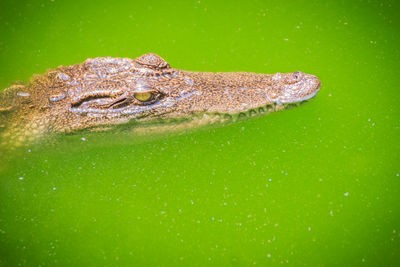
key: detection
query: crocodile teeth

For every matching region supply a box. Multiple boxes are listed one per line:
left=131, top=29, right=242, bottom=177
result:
left=266, top=104, right=275, bottom=112
left=186, top=100, right=306, bottom=124
left=249, top=109, right=257, bottom=116
left=224, top=114, right=232, bottom=120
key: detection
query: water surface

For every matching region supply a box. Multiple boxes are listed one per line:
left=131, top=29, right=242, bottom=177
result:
left=0, top=0, right=399, bottom=266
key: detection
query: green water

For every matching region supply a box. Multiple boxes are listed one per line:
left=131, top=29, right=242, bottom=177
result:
left=1, top=0, right=399, bottom=266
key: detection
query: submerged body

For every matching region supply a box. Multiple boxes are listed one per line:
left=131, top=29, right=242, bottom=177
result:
left=0, top=53, right=321, bottom=147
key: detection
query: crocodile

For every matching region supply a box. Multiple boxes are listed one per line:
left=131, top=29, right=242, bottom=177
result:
left=0, top=53, right=321, bottom=148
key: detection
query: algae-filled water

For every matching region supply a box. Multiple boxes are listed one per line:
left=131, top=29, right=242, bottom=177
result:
left=1, top=0, right=399, bottom=266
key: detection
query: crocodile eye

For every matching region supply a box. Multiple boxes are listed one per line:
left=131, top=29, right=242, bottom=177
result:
left=134, top=92, right=153, bottom=102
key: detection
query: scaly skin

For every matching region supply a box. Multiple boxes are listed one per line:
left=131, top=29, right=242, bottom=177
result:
left=0, top=53, right=321, bottom=148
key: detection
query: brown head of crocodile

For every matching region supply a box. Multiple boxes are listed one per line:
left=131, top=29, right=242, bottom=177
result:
left=0, top=53, right=321, bottom=147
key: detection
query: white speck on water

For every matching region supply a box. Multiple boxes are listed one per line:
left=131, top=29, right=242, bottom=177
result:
left=28, top=149, right=32, bottom=152
left=330, top=210, right=334, bottom=216
left=211, top=217, right=215, bottom=221
left=267, top=253, right=271, bottom=258
left=268, top=178, right=272, bottom=182
left=53, top=187, right=57, bottom=191
left=308, top=226, right=312, bottom=231
left=18, top=177, right=24, bottom=180
left=190, top=200, right=194, bottom=205
left=81, top=137, right=86, bottom=141
left=396, top=173, right=400, bottom=177
left=284, top=38, right=289, bottom=41
left=241, top=126, right=245, bottom=131
left=296, top=25, right=300, bottom=29
left=344, top=192, right=349, bottom=197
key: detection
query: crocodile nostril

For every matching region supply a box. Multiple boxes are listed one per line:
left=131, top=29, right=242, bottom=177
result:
left=293, top=71, right=301, bottom=80
left=286, top=71, right=304, bottom=84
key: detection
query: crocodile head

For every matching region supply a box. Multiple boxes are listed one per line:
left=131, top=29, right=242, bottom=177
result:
left=0, top=53, right=321, bottom=147
left=67, top=53, right=320, bottom=127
